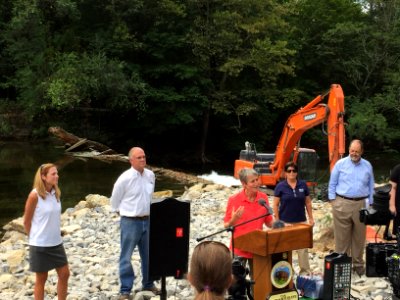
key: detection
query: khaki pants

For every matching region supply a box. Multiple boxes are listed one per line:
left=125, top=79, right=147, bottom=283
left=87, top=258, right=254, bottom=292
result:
left=331, top=196, right=366, bottom=267
left=286, top=221, right=311, bottom=274
left=296, top=248, right=311, bottom=274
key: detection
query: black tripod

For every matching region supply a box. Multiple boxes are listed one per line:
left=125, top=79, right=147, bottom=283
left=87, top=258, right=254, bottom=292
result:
left=227, top=257, right=254, bottom=300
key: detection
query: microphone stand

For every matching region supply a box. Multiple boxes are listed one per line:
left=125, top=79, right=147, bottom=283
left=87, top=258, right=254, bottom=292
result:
left=196, top=211, right=272, bottom=258
left=197, top=211, right=271, bottom=300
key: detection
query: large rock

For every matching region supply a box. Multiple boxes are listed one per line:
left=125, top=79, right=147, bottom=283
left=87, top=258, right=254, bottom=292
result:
left=62, top=224, right=81, bottom=235
left=5, top=249, right=25, bottom=272
left=153, top=190, right=173, bottom=198
left=0, top=274, right=14, bottom=289
left=1, top=230, right=26, bottom=244
left=85, top=194, right=110, bottom=208
left=2, top=217, right=24, bottom=235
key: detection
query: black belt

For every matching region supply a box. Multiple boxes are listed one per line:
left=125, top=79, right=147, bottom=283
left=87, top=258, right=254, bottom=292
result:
left=123, top=215, right=149, bottom=220
left=336, top=194, right=368, bottom=201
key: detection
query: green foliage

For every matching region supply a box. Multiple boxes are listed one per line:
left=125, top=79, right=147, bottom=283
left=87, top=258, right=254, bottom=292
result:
left=346, top=96, right=391, bottom=146
left=286, top=0, right=365, bottom=91
left=186, top=0, right=297, bottom=151
left=43, top=52, right=147, bottom=113
left=0, top=119, right=12, bottom=136
left=282, top=0, right=400, bottom=150
left=1, top=0, right=400, bottom=157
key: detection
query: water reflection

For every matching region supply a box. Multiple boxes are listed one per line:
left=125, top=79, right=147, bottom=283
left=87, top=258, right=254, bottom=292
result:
left=0, top=141, right=187, bottom=235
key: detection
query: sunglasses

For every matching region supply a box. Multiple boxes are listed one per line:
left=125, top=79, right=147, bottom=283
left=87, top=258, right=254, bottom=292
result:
left=194, top=240, right=230, bottom=253
left=286, top=169, right=297, bottom=173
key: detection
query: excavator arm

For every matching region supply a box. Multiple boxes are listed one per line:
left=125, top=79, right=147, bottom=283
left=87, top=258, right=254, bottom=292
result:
left=270, top=84, right=345, bottom=175
left=234, top=84, right=346, bottom=187
left=325, top=84, right=346, bottom=170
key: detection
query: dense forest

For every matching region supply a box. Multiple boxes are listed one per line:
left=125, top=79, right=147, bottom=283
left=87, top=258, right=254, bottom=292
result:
left=1, top=0, right=399, bottom=168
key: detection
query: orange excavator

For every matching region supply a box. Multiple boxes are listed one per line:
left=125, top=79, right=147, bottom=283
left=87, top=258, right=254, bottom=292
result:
left=234, top=83, right=346, bottom=189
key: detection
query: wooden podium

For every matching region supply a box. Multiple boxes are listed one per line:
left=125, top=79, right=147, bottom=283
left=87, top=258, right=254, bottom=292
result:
left=234, top=224, right=313, bottom=300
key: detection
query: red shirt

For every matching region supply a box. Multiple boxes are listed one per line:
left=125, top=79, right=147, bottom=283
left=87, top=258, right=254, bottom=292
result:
left=224, top=190, right=273, bottom=258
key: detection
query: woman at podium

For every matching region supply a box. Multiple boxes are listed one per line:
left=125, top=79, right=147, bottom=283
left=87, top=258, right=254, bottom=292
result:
left=273, top=161, right=315, bottom=275
left=223, top=168, right=274, bottom=277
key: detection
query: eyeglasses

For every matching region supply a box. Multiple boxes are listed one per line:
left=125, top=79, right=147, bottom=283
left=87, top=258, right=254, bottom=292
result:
left=286, top=169, right=297, bottom=173
left=134, top=156, right=146, bottom=160
left=194, top=240, right=230, bottom=253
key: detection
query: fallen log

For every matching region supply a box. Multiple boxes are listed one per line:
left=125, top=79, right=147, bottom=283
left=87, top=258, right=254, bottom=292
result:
left=48, top=126, right=212, bottom=185
left=70, top=151, right=129, bottom=163
left=65, top=138, right=88, bottom=152
left=150, top=166, right=212, bottom=186
left=48, top=127, right=117, bottom=154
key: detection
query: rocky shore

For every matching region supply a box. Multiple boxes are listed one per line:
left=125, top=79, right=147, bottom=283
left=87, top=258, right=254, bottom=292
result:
left=0, top=183, right=396, bottom=300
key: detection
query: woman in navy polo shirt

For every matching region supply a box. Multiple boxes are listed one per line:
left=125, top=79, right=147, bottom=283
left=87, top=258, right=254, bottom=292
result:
left=273, top=161, right=314, bottom=275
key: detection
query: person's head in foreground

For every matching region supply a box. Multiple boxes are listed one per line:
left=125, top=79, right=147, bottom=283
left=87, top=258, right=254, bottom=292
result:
left=188, top=241, right=233, bottom=300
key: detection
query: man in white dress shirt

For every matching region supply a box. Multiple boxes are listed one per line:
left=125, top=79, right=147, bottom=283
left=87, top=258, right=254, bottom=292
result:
left=111, top=147, right=160, bottom=299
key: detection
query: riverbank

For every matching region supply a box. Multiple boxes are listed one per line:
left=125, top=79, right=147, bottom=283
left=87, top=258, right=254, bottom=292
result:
left=0, top=139, right=211, bottom=239
left=0, top=183, right=395, bottom=299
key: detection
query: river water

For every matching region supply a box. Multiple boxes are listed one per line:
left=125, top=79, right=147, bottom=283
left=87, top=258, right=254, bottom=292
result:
left=0, top=140, right=188, bottom=236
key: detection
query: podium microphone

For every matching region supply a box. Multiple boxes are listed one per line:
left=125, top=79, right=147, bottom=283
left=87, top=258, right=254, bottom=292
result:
left=272, top=220, right=285, bottom=228
left=258, top=199, right=273, bottom=216
left=258, top=199, right=285, bottom=228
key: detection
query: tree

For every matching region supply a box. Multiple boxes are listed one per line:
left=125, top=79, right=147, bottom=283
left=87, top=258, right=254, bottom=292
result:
left=186, top=0, right=296, bottom=161
left=1, top=0, right=147, bottom=137
left=321, top=0, right=400, bottom=147
left=286, top=0, right=400, bottom=149
left=287, top=0, right=365, bottom=90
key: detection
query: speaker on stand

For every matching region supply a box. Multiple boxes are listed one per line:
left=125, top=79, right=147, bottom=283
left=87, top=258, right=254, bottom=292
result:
left=149, top=197, right=190, bottom=300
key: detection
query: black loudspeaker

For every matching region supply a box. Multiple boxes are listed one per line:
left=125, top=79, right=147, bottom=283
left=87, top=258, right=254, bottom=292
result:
left=323, top=252, right=352, bottom=300
left=366, top=243, right=398, bottom=277
left=149, top=197, right=190, bottom=279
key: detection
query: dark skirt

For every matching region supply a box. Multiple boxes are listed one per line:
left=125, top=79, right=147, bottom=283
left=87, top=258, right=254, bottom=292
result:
left=29, top=243, right=68, bottom=272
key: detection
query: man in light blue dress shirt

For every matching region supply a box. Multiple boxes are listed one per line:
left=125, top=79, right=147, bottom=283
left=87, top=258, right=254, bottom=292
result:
left=328, top=139, right=375, bottom=276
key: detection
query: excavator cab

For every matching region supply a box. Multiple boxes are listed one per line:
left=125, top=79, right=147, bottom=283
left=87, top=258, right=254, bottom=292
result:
left=295, top=148, right=318, bottom=187
left=235, top=144, right=318, bottom=189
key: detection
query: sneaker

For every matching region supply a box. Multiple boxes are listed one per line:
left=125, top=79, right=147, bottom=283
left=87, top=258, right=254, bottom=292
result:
left=118, top=294, right=130, bottom=300
left=299, top=268, right=312, bottom=276
left=142, top=286, right=161, bottom=295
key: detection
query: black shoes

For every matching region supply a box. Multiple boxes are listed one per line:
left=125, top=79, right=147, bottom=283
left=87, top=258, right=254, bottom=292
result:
left=143, top=286, right=162, bottom=295
left=134, top=286, right=162, bottom=295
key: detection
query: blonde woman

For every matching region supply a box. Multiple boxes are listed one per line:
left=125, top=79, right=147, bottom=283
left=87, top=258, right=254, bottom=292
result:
left=23, top=163, right=70, bottom=300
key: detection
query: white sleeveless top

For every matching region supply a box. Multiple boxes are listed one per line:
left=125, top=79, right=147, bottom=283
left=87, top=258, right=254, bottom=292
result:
left=28, top=188, right=63, bottom=247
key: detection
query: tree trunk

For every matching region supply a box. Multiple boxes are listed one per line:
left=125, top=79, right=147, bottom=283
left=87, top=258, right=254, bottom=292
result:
left=199, top=107, right=211, bottom=164
left=48, top=126, right=117, bottom=154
